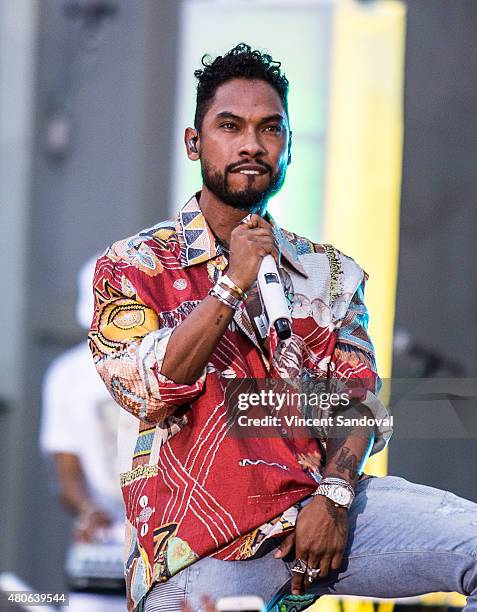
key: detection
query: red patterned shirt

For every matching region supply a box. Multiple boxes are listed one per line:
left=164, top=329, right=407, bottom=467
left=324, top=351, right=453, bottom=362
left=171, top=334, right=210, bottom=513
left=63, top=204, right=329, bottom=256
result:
left=89, top=194, right=391, bottom=611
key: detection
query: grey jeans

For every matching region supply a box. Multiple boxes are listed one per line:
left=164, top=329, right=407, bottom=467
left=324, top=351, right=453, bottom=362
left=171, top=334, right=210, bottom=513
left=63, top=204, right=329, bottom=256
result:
left=144, top=475, right=477, bottom=611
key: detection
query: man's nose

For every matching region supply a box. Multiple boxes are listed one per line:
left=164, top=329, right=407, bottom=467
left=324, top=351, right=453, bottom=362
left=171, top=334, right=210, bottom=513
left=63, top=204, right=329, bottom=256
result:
left=238, top=129, right=266, bottom=157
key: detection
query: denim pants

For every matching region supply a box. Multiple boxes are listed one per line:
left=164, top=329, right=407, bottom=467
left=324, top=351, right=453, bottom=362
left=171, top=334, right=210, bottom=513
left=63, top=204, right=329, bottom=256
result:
left=144, top=475, right=477, bottom=612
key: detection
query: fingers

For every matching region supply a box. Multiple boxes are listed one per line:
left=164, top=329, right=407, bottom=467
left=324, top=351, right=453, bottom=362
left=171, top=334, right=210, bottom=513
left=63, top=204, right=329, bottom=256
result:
left=238, top=225, right=276, bottom=244
left=74, top=523, right=94, bottom=542
left=291, top=561, right=306, bottom=595
left=247, top=231, right=279, bottom=257
left=247, top=213, right=273, bottom=229
left=307, top=547, right=330, bottom=579
left=318, top=554, right=332, bottom=579
left=242, top=241, right=279, bottom=268
left=306, top=550, right=321, bottom=576
left=201, top=595, right=216, bottom=612
left=243, top=216, right=277, bottom=252
left=295, top=549, right=342, bottom=593
left=330, top=551, right=344, bottom=572
left=291, top=555, right=323, bottom=594
left=181, top=595, right=215, bottom=612
left=235, top=223, right=278, bottom=257
left=274, top=531, right=295, bottom=558
left=228, top=215, right=280, bottom=288
left=250, top=242, right=279, bottom=262
left=244, top=227, right=275, bottom=238
left=235, top=217, right=277, bottom=248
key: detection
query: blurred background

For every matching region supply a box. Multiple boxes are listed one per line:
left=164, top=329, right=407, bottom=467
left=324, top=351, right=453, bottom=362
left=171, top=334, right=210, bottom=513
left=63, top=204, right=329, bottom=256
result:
left=1, top=0, right=477, bottom=607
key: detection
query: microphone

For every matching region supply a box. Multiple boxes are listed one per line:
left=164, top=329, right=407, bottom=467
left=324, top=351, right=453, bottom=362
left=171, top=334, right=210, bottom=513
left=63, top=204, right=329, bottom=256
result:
left=257, top=255, right=292, bottom=340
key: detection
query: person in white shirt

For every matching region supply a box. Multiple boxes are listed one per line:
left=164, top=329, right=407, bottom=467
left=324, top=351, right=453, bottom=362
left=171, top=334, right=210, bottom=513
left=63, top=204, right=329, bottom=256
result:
left=40, top=257, right=125, bottom=611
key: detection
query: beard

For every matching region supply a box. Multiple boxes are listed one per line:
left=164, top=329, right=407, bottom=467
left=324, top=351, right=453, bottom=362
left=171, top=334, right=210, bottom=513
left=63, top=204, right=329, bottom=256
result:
left=201, top=158, right=287, bottom=213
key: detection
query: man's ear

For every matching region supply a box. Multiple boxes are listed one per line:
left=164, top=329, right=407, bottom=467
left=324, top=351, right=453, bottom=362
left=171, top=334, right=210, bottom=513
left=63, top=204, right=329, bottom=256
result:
left=185, top=127, right=200, bottom=160
left=287, top=130, right=293, bottom=166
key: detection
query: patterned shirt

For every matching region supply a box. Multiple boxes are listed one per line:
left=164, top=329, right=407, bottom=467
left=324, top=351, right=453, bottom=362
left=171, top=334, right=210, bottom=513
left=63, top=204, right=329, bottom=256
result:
left=89, top=194, right=392, bottom=611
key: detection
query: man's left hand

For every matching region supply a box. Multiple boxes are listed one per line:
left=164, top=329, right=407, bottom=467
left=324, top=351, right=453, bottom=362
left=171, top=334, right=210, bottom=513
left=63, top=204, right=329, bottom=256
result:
left=274, top=495, right=348, bottom=595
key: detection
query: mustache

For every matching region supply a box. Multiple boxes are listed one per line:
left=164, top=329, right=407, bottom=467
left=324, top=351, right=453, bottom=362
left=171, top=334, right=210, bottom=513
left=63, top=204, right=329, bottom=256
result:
left=226, top=160, right=273, bottom=174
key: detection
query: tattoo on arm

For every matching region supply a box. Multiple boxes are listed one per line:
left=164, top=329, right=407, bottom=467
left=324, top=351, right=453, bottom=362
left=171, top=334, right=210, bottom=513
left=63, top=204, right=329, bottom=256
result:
left=335, top=447, right=358, bottom=480
left=215, top=314, right=224, bottom=326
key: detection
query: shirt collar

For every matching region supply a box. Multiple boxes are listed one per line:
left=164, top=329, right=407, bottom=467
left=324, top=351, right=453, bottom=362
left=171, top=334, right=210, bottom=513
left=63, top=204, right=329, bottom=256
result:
left=176, top=193, right=308, bottom=277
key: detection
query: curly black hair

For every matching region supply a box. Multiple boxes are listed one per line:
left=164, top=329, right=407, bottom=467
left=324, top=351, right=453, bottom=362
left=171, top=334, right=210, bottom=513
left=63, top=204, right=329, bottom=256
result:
left=193, top=43, right=289, bottom=131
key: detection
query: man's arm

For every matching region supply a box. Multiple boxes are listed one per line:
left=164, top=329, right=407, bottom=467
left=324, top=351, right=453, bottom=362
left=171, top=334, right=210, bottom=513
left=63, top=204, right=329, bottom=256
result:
left=322, top=402, right=376, bottom=487
left=286, top=414, right=374, bottom=588
left=161, top=214, right=278, bottom=384
left=275, top=418, right=374, bottom=594
left=276, top=271, right=390, bottom=594
left=54, top=452, right=112, bottom=542
left=40, top=360, right=112, bottom=541
left=88, top=262, right=209, bottom=425
left=89, top=215, right=278, bottom=422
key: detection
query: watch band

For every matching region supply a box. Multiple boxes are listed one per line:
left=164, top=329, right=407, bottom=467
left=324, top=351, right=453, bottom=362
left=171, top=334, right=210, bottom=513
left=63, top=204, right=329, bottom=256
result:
left=320, top=477, right=355, bottom=492
left=312, top=482, right=355, bottom=509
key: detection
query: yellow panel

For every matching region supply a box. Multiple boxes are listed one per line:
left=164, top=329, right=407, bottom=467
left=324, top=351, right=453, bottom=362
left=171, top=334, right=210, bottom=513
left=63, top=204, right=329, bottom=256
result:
left=312, top=595, right=343, bottom=612
left=323, top=0, right=406, bottom=477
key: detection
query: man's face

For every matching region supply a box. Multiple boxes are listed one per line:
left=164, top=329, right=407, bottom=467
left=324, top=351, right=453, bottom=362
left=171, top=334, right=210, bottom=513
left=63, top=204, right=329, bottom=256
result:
left=197, top=78, right=290, bottom=213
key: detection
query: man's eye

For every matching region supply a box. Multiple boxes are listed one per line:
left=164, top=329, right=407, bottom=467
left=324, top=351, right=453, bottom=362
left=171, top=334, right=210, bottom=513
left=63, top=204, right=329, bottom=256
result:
left=265, top=125, right=282, bottom=133
left=220, top=122, right=236, bottom=130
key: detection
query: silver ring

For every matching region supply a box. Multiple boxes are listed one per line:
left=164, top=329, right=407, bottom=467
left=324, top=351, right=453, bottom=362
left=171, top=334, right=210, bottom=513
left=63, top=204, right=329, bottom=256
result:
left=291, top=558, right=308, bottom=574
left=306, top=567, right=321, bottom=582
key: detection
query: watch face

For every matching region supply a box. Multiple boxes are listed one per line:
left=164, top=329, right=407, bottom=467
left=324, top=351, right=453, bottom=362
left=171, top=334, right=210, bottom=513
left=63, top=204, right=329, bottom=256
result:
left=330, top=486, right=352, bottom=506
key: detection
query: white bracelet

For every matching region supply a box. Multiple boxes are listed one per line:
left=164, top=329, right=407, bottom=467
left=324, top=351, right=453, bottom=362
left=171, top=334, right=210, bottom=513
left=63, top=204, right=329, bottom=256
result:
left=218, top=274, right=247, bottom=300
left=209, top=284, right=241, bottom=310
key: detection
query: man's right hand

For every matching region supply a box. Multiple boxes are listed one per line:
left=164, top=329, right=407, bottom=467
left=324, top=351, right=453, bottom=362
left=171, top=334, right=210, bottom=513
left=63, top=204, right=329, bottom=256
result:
left=227, top=214, right=279, bottom=292
left=161, top=214, right=279, bottom=386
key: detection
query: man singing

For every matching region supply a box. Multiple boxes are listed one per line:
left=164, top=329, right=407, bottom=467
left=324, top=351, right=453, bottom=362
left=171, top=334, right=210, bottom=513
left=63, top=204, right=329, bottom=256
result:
left=89, top=44, right=477, bottom=612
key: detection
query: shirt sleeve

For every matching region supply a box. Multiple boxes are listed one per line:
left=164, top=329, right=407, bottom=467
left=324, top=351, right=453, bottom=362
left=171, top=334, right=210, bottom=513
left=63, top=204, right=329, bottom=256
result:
left=88, top=256, right=206, bottom=425
left=330, top=272, right=392, bottom=455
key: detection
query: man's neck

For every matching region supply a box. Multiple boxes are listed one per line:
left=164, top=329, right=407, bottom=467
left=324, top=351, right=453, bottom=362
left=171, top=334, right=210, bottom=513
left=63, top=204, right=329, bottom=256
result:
left=197, top=186, right=267, bottom=248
